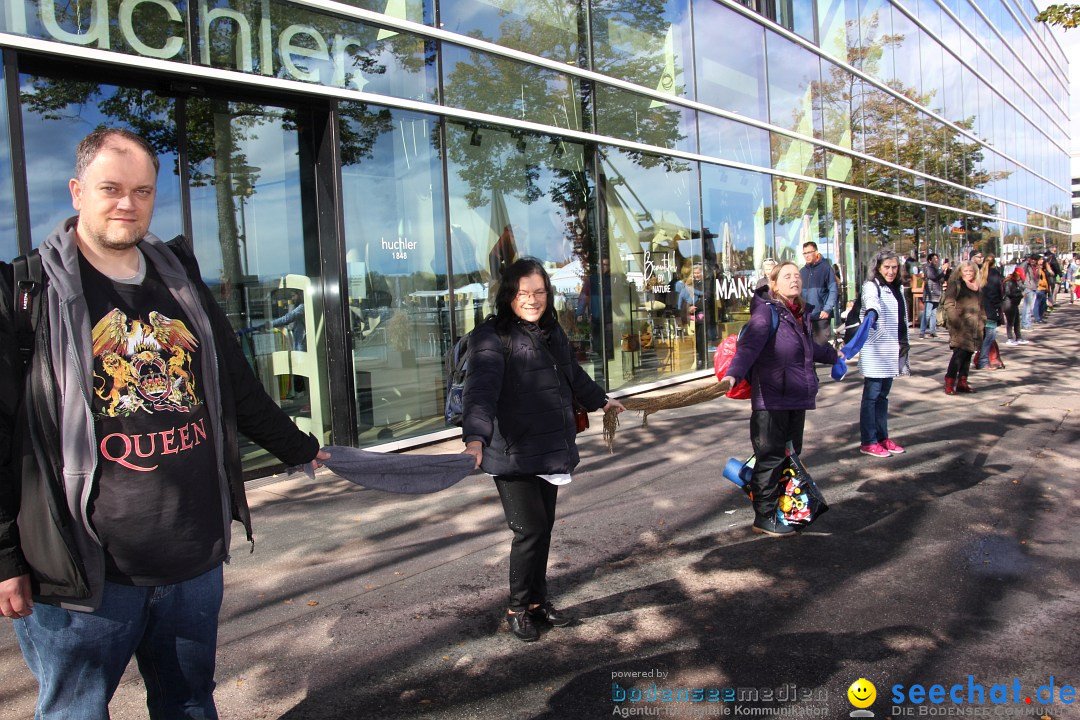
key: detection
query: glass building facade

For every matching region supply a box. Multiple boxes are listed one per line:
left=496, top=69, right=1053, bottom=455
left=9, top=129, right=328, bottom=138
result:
left=0, top=0, right=1069, bottom=474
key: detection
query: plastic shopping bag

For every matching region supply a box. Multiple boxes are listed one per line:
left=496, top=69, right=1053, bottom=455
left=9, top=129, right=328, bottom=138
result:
left=775, top=453, right=829, bottom=529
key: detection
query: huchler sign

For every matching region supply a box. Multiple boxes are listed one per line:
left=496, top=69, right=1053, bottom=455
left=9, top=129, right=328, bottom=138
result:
left=4, top=0, right=407, bottom=91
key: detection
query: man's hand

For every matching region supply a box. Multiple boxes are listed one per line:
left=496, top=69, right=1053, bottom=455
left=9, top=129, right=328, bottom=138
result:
left=463, top=440, right=483, bottom=469
left=312, top=449, right=331, bottom=470
left=818, top=311, right=829, bottom=320
left=0, top=575, right=33, bottom=619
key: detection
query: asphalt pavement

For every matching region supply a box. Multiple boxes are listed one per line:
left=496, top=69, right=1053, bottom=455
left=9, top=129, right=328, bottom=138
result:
left=2, top=301, right=1079, bottom=720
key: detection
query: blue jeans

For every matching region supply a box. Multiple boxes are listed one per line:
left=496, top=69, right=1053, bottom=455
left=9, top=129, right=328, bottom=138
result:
left=1021, top=290, right=1035, bottom=327
left=1035, top=291, right=1046, bottom=322
left=977, top=324, right=996, bottom=368
left=14, top=565, right=223, bottom=720
left=860, top=377, right=893, bottom=446
left=920, top=300, right=938, bottom=335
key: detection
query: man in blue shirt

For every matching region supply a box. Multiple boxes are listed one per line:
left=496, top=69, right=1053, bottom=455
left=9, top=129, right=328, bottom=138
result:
left=800, top=241, right=838, bottom=344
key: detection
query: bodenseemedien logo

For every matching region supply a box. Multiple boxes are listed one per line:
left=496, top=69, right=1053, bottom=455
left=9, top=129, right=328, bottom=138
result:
left=848, top=678, right=877, bottom=717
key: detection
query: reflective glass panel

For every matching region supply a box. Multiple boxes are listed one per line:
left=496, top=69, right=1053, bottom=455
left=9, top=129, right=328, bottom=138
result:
left=819, top=58, right=851, bottom=150
left=700, top=165, right=772, bottom=329
left=692, top=0, right=767, bottom=121
left=439, top=0, right=579, bottom=64
left=888, top=8, right=921, bottom=98
left=4, top=1, right=435, bottom=100
left=595, top=85, right=697, bottom=154
left=857, top=0, right=892, bottom=84
left=187, top=100, right=329, bottom=471
left=340, top=106, right=449, bottom=444
left=591, top=0, right=694, bottom=104
left=441, top=44, right=584, bottom=131
left=698, top=115, right=770, bottom=169
left=816, top=0, right=850, bottom=62
left=766, top=32, right=822, bottom=141
left=3, top=0, right=192, bottom=62
left=445, top=123, right=601, bottom=380
left=598, top=148, right=702, bottom=388
left=18, top=74, right=182, bottom=248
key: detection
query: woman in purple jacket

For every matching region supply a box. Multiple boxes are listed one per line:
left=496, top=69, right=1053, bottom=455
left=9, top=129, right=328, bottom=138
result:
left=720, top=261, right=838, bottom=536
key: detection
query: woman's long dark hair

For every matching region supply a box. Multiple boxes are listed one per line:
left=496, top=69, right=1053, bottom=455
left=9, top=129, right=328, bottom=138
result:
left=493, top=256, right=558, bottom=332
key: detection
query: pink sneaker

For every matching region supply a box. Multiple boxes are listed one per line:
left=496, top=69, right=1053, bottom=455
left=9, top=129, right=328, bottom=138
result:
left=882, top=438, right=905, bottom=454
left=860, top=443, right=890, bottom=457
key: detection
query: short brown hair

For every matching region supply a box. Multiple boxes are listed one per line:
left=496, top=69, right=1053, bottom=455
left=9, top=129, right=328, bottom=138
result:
left=75, top=127, right=160, bottom=179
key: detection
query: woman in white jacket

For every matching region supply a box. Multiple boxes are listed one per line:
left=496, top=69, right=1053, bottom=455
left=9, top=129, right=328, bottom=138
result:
left=858, top=250, right=907, bottom=458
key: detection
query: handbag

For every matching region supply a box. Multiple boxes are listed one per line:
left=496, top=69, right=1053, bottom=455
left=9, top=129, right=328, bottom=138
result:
left=574, top=404, right=589, bottom=433
left=775, top=453, right=828, bottom=528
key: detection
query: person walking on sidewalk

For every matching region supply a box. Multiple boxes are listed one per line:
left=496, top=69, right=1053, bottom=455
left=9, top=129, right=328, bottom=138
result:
left=721, top=262, right=838, bottom=537
left=799, top=241, right=838, bottom=346
left=976, top=254, right=1004, bottom=370
left=462, top=257, right=624, bottom=642
left=1020, top=254, right=1038, bottom=329
left=942, top=260, right=986, bottom=394
left=1066, top=254, right=1079, bottom=304
left=920, top=252, right=944, bottom=338
left=1035, top=256, right=1050, bottom=323
left=1002, top=267, right=1026, bottom=345
left=0, top=128, right=329, bottom=719
left=856, top=250, right=907, bottom=458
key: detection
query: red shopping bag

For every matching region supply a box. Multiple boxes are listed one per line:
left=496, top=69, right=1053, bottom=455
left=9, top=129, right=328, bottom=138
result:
left=713, top=335, right=752, bottom=399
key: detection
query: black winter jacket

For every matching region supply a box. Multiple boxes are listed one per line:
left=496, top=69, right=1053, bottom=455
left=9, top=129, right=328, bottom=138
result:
left=461, top=318, right=607, bottom=476
left=981, top=267, right=1004, bottom=323
left=0, top=228, right=320, bottom=610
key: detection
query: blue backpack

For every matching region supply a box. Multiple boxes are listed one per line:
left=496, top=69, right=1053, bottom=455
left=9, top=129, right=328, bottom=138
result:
left=444, top=327, right=510, bottom=426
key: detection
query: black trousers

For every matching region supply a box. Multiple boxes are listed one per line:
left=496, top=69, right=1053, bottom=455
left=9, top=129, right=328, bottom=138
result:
left=749, top=410, right=805, bottom=518
left=946, top=349, right=973, bottom=378
left=493, top=475, right=558, bottom=612
left=1002, top=298, right=1022, bottom=340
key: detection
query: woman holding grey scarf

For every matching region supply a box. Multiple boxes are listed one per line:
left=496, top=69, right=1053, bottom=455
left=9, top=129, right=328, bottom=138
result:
left=461, top=257, right=624, bottom=642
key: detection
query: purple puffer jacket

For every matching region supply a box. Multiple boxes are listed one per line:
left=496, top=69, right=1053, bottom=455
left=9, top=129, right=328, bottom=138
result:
left=726, top=286, right=838, bottom=411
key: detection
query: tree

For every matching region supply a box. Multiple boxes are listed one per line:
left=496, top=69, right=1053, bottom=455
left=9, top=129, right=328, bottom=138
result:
left=1035, top=4, right=1080, bottom=29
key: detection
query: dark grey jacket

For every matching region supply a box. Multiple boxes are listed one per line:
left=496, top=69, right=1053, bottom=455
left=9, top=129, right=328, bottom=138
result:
left=461, top=318, right=606, bottom=476
left=922, top=262, right=945, bottom=302
left=0, top=219, right=320, bottom=611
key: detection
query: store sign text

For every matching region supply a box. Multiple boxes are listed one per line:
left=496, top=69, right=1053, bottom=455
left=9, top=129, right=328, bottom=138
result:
left=13, top=0, right=375, bottom=90
left=716, top=276, right=753, bottom=300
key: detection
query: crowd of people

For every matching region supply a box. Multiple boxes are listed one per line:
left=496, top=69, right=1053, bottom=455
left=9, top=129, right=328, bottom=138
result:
left=2, top=126, right=1077, bottom=718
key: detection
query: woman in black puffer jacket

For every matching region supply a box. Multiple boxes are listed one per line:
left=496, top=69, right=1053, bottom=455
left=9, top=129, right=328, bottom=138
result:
left=462, top=257, right=624, bottom=642
left=976, top=254, right=1004, bottom=370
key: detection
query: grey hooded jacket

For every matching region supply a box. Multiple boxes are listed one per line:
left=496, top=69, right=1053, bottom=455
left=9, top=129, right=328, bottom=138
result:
left=0, top=218, right=319, bottom=611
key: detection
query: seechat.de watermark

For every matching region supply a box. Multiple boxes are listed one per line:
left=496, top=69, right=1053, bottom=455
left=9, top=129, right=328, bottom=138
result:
left=889, top=676, right=1076, bottom=716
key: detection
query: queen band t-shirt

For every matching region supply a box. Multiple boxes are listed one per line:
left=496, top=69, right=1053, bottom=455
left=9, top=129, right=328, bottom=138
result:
left=79, top=250, right=224, bottom=586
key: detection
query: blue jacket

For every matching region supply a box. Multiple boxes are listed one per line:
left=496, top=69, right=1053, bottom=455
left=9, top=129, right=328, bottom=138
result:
left=727, top=287, right=838, bottom=412
left=800, top=257, right=838, bottom=319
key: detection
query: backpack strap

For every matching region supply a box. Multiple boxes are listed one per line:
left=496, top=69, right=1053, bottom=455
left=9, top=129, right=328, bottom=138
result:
left=12, top=249, right=43, bottom=368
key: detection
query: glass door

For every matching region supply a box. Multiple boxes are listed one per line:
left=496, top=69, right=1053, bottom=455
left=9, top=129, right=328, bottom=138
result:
left=837, top=192, right=869, bottom=315
left=187, top=97, right=330, bottom=472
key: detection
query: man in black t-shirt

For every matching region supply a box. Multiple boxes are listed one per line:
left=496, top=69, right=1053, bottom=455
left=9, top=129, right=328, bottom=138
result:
left=0, top=128, right=328, bottom=718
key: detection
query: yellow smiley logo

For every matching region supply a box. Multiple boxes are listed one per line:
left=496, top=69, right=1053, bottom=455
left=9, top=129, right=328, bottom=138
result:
left=847, top=678, right=876, bottom=709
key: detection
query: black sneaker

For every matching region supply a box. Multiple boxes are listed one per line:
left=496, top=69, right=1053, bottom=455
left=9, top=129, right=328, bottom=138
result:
left=529, top=602, right=575, bottom=627
left=506, top=610, right=540, bottom=642
left=752, top=514, right=796, bottom=537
